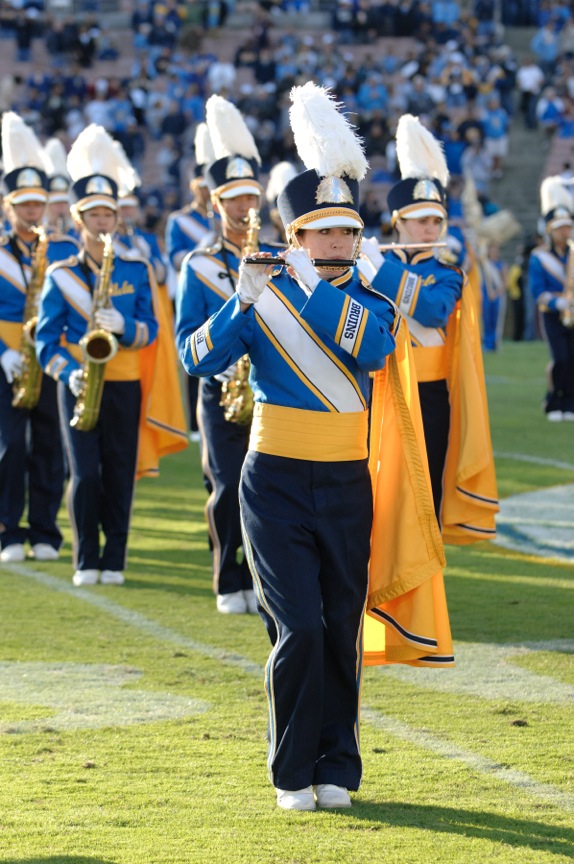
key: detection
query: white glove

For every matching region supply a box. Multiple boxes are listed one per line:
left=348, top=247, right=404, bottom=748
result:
left=69, top=368, right=84, bottom=397
left=284, top=248, right=320, bottom=295
left=236, top=260, right=269, bottom=305
left=360, top=236, right=385, bottom=271
left=95, top=306, right=126, bottom=334
left=0, top=348, right=23, bottom=383
left=555, top=296, right=569, bottom=312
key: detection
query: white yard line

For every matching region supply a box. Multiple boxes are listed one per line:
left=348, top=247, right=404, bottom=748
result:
left=3, top=562, right=572, bottom=815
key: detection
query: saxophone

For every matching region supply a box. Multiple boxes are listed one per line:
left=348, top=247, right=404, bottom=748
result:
left=12, top=228, right=48, bottom=409
left=70, top=234, right=119, bottom=431
left=219, top=208, right=259, bottom=425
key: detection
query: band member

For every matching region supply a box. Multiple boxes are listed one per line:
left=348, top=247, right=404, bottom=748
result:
left=179, top=82, right=400, bottom=809
left=360, top=114, right=498, bottom=542
left=42, top=137, right=76, bottom=238
left=167, top=122, right=219, bottom=442
left=176, top=95, right=278, bottom=616
left=36, top=124, right=186, bottom=587
left=528, top=176, right=574, bottom=421
left=0, top=113, right=78, bottom=564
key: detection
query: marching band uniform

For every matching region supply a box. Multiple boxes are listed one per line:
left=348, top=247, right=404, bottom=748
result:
left=165, top=124, right=218, bottom=273
left=180, top=83, right=398, bottom=809
left=35, top=125, right=159, bottom=586
left=176, top=96, right=277, bottom=616
left=528, top=177, right=574, bottom=420
left=167, top=124, right=219, bottom=442
left=0, top=113, right=75, bottom=564
left=360, top=115, right=498, bottom=542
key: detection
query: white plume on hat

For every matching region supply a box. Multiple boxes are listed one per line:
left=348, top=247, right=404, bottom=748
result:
left=43, top=137, right=70, bottom=178
left=66, top=124, right=124, bottom=186
left=396, top=114, right=449, bottom=187
left=205, top=95, right=261, bottom=164
left=289, top=82, right=368, bottom=181
left=111, top=140, right=141, bottom=198
left=194, top=122, right=216, bottom=167
left=265, top=161, right=298, bottom=204
left=540, top=175, right=572, bottom=216
left=1, top=111, right=46, bottom=174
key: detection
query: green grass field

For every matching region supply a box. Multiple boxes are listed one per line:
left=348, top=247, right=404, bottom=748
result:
left=0, top=340, right=573, bottom=864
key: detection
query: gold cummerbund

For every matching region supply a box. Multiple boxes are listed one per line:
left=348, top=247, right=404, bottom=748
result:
left=65, top=340, right=140, bottom=381
left=0, top=320, right=23, bottom=351
left=249, top=402, right=369, bottom=462
left=413, top=344, right=448, bottom=382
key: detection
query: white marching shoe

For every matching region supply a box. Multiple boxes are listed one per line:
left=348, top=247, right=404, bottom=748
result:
left=31, top=543, right=59, bottom=561
left=0, top=543, right=26, bottom=563
left=276, top=786, right=316, bottom=811
left=72, top=569, right=99, bottom=586
left=547, top=410, right=563, bottom=422
left=243, top=589, right=259, bottom=614
left=314, top=784, right=352, bottom=808
left=216, top=590, right=248, bottom=614
left=100, top=570, right=125, bottom=585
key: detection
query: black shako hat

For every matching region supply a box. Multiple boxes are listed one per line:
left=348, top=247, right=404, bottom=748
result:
left=277, top=168, right=363, bottom=234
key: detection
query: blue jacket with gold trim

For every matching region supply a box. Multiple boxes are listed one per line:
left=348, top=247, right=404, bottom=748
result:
left=0, top=232, right=80, bottom=356
left=179, top=265, right=397, bottom=412
left=370, top=249, right=463, bottom=329
left=528, top=244, right=569, bottom=313
left=175, top=237, right=279, bottom=358
left=36, top=250, right=158, bottom=386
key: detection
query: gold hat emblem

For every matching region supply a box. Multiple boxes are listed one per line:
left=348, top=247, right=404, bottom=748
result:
left=86, top=175, right=114, bottom=195
left=51, top=175, right=70, bottom=191
left=316, top=176, right=354, bottom=205
left=225, top=157, right=254, bottom=179
left=413, top=179, right=442, bottom=201
left=16, top=168, right=42, bottom=188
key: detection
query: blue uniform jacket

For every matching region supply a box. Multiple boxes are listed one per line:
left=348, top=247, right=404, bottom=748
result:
left=165, top=205, right=216, bottom=270
left=179, top=264, right=398, bottom=413
left=528, top=244, right=570, bottom=313
left=0, top=232, right=80, bottom=356
left=36, top=250, right=158, bottom=386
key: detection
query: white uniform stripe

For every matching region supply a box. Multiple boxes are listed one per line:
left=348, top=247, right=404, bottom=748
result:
left=256, top=287, right=365, bottom=412
left=52, top=268, right=92, bottom=318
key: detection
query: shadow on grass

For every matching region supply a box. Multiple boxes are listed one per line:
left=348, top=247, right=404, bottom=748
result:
left=351, top=801, right=573, bottom=855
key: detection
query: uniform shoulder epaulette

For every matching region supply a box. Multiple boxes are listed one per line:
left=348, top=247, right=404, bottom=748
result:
left=437, top=260, right=465, bottom=278
left=192, top=239, right=223, bottom=257
left=116, top=248, right=147, bottom=264
left=47, top=254, right=78, bottom=272
left=361, top=278, right=400, bottom=318
left=47, top=232, right=80, bottom=247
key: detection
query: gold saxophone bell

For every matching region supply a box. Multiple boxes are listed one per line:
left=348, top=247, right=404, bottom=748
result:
left=70, top=234, right=118, bottom=431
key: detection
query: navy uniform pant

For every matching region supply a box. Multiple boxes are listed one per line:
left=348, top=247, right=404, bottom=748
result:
left=197, top=376, right=251, bottom=595
left=58, top=380, right=140, bottom=571
left=240, top=451, right=372, bottom=792
left=542, top=312, right=574, bottom=414
left=0, top=369, right=64, bottom=550
left=418, top=379, right=450, bottom=525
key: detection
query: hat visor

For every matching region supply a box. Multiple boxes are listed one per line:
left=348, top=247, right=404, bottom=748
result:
left=547, top=216, right=572, bottom=231
left=218, top=181, right=263, bottom=199
left=76, top=195, right=118, bottom=213
left=119, top=195, right=139, bottom=207
left=295, top=213, right=363, bottom=231
left=7, top=190, right=48, bottom=205
left=395, top=203, right=447, bottom=222
left=48, top=193, right=70, bottom=204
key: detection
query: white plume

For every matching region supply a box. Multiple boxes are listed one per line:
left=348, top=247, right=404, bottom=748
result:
left=1, top=112, right=46, bottom=174
left=265, top=161, right=298, bottom=203
left=43, top=137, right=70, bottom=178
left=66, top=124, right=124, bottom=186
left=112, top=140, right=141, bottom=197
left=396, top=114, right=449, bottom=187
left=205, top=95, right=261, bottom=164
left=194, top=122, right=216, bottom=167
left=540, top=175, right=572, bottom=216
left=289, top=82, right=368, bottom=181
